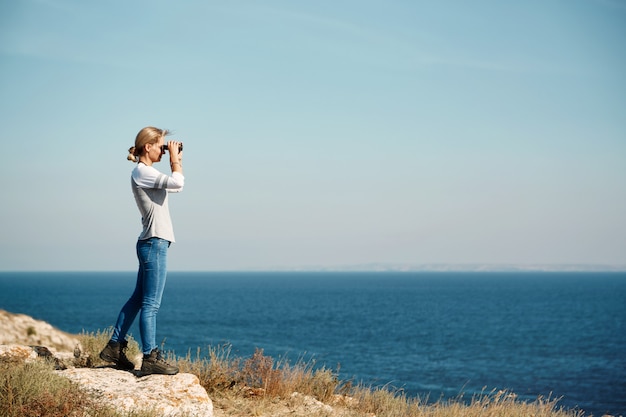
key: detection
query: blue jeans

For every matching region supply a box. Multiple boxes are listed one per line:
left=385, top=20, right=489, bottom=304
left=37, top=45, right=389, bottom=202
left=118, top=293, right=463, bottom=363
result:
left=111, top=237, right=170, bottom=354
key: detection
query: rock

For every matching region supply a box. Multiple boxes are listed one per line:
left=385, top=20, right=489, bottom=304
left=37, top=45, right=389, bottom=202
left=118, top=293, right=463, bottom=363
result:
left=57, top=367, right=213, bottom=417
left=1, top=310, right=213, bottom=416
left=0, top=309, right=81, bottom=353
left=291, top=392, right=334, bottom=414
left=1, top=344, right=214, bottom=416
left=0, top=344, right=38, bottom=362
left=0, top=344, right=77, bottom=369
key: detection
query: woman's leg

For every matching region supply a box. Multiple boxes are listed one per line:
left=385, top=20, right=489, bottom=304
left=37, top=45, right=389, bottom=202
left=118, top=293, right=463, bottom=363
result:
left=136, top=237, right=170, bottom=354
left=110, top=257, right=144, bottom=343
left=101, top=245, right=146, bottom=370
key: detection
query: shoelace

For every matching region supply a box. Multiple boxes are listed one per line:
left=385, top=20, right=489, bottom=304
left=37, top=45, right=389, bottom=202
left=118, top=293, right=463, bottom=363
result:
left=155, top=351, right=170, bottom=364
left=119, top=342, right=130, bottom=358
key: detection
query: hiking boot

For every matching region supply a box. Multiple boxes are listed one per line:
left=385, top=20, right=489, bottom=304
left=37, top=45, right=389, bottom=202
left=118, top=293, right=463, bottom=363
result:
left=141, top=348, right=179, bottom=375
left=99, top=340, right=135, bottom=371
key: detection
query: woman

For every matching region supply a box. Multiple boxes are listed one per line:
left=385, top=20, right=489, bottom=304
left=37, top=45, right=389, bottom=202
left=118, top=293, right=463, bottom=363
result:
left=99, top=126, right=184, bottom=375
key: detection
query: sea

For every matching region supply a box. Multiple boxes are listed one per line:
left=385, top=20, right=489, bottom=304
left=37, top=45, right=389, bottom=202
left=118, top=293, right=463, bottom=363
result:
left=0, top=271, right=624, bottom=416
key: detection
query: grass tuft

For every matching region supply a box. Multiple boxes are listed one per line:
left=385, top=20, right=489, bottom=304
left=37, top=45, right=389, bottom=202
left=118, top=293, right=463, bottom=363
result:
left=0, top=357, right=93, bottom=417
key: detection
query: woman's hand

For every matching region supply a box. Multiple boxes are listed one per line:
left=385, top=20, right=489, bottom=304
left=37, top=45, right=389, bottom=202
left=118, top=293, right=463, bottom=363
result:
left=168, top=141, right=183, bottom=173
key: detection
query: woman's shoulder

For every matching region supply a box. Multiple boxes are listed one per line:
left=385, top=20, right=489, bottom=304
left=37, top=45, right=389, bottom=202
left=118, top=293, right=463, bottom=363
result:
left=132, top=163, right=164, bottom=183
left=133, top=162, right=160, bottom=174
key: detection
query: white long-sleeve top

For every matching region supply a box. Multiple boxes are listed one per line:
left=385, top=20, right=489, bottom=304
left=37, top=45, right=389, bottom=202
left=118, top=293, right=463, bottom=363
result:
left=131, top=162, right=185, bottom=243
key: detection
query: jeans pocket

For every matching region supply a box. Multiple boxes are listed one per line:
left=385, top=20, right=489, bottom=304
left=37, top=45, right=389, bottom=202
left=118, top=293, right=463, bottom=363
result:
left=137, top=239, right=154, bottom=263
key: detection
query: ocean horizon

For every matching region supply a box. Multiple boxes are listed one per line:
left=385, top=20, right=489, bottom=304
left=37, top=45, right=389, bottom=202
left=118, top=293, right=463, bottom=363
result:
left=4, top=263, right=626, bottom=272
left=1, top=271, right=624, bottom=416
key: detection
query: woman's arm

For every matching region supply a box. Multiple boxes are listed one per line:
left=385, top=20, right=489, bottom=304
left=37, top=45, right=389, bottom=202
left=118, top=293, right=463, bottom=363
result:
left=133, top=164, right=184, bottom=191
left=167, top=140, right=184, bottom=192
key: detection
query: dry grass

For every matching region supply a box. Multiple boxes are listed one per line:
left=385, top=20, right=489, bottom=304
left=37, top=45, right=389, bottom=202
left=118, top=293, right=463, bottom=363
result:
left=1, top=331, right=588, bottom=417
left=346, top=386, right=584, bottom=417
left=174, top=343, right=584, bottom=417
left=0, top=356, right=104, bottom=417
left=175, top=345, right=345, bottom=416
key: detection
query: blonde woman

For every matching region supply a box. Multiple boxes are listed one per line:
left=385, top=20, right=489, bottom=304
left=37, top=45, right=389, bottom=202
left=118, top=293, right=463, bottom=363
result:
left=100, top=126, right=184, bottom=375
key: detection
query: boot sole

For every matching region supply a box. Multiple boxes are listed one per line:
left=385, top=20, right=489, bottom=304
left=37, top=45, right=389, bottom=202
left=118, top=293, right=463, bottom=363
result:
left=139, top=368, right=179, bottom=376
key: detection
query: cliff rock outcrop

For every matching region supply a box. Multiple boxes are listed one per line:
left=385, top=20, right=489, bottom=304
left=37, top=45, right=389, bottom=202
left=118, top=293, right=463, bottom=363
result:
left=0, top=309, right=80, bottom=353
left=59, top=367, right=213, bottom=417
left=1, top=310, right=213, bottom=417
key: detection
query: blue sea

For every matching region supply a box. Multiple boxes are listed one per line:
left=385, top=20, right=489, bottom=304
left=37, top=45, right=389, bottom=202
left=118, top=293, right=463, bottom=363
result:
left=1, top=271, right=624, bottom=416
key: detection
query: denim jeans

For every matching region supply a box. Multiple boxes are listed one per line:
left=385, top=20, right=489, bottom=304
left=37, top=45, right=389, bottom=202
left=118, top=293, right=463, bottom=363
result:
left=111, top=237, right=170, bottom=354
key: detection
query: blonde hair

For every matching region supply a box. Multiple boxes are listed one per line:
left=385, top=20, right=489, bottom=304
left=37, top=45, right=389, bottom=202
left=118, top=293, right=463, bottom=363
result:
left=127, top=126, right=171, bottom=162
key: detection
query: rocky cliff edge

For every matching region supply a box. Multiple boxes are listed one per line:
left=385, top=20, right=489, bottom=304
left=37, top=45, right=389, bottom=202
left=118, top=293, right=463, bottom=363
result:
left=0, top=309, right=214, bottom=417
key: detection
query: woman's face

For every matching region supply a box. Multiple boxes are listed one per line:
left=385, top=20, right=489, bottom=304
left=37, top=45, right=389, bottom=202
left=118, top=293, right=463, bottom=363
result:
left=146, top=137, right=165, bottom=163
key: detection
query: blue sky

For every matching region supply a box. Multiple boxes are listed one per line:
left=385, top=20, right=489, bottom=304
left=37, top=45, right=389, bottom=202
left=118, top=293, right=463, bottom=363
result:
left=1, top=0, right=624, bottom=271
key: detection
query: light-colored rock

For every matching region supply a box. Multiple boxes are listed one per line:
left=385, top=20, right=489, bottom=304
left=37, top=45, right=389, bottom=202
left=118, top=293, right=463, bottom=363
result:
left=0, top=343, right=80, bottom=370
left=0, top=309, right=81, bottom=353
left=1, top=310, right=213, bottom=416
left=1, top=343, right=214, bottom=416
left=291, top=392, right=334, bottom=414
left=0, top=344, right=39, bottom=362
left=57, top=367, right=213, bottom=417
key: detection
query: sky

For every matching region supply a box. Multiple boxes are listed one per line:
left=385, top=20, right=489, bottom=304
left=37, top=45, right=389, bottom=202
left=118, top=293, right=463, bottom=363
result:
left=1, top=0, right=625, bottom=271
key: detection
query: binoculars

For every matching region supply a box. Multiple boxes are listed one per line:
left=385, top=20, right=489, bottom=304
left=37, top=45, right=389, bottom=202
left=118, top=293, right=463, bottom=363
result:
left=161, top=143, right=183, bottom=152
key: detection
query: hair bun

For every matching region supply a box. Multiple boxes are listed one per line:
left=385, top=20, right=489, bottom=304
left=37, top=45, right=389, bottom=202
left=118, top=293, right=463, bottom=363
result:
left=127, top=146, right=138, bottom=162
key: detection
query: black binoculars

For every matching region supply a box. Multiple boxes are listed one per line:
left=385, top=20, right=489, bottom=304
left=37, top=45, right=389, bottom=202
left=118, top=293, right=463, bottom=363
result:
left=161, top=143, right=183, bottom=152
